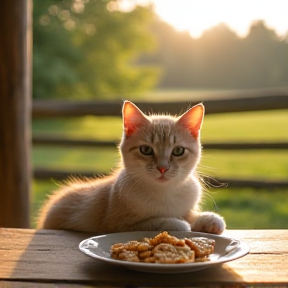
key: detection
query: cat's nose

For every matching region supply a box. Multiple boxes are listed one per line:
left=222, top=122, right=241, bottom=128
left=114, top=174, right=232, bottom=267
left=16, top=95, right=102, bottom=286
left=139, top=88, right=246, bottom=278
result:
left=157, top=166, right=169, bottom=174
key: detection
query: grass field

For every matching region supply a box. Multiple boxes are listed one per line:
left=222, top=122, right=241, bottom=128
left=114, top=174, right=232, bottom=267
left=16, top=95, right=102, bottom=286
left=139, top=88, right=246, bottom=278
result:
left=32, top=107, right=288, bottom=229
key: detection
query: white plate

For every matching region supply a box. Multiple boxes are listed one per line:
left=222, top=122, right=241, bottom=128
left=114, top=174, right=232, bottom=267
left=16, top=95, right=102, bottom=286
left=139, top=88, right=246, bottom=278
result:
left=79, top=231, right=249, bottom=274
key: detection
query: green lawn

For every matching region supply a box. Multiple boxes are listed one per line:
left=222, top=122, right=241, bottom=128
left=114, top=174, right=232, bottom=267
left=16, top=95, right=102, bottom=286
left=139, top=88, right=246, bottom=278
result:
left=200, top=187, right=288, bottom=229
left=32, top=108, right=288, bottom=229
left=202, top=109, right=288, bottom=142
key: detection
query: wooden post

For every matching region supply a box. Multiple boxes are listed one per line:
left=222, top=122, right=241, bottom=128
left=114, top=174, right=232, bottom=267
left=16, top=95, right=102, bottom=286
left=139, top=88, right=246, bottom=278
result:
left=0, top=0, right=32, bottom=227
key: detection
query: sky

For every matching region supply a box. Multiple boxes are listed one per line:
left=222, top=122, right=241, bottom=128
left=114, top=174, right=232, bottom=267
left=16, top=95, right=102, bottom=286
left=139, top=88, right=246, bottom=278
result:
left=119, top=0, right=288, bottom=38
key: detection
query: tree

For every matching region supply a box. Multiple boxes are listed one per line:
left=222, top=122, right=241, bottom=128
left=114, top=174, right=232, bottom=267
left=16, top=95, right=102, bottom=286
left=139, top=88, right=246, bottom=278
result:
left=241, top=21, right=288, bottom=88
left=33, top=0, right=159, bottom=99
left=139, top=20, right=198, bottom=89
left=194, top=23, right=242, bottom=88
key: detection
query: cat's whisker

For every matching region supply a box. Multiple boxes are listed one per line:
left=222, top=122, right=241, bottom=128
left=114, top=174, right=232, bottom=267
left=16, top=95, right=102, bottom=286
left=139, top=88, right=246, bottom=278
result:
left=200, top=152, right=217, bottom=160
left=198, top=172, right=228, bottom=189
left=198, top=162, right=217, bottom=170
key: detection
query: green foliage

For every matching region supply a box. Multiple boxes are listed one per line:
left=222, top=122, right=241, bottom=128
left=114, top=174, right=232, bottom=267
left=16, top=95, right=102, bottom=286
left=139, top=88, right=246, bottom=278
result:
left=33, top=0, right=159, bottom=99
left=33, top=0, right=81, bottom=98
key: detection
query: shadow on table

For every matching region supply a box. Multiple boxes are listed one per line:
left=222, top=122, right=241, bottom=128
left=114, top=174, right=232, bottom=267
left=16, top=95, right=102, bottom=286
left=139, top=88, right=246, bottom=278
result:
left=80, top=259, right=244, bottom=287
left=4, top=229, right=243, bottom=287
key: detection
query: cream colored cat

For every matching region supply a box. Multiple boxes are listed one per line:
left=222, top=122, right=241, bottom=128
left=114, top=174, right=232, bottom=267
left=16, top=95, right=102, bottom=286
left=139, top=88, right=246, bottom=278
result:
left=37, top=101, right=226, bottom=234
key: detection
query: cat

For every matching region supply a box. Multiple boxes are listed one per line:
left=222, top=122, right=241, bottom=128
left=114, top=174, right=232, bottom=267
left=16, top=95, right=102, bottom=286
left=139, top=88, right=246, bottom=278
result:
left=37, top=100, right=226, bottom=234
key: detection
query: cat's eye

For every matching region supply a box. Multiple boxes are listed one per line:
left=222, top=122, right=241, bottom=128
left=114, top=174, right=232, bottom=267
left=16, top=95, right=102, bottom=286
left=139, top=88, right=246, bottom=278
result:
left=172, top=146, right=185, bottom=157
left=140, top=145, right=154, bottom=156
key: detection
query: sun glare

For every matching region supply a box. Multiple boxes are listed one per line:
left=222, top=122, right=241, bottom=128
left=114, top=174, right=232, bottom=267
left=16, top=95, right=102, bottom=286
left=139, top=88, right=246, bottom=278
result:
left=124, top=0, right=288, bottom=38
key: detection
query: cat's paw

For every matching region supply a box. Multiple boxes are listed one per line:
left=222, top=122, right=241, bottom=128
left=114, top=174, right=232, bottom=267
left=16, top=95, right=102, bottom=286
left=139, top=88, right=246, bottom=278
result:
left=159, top=218, right=191, bottom=231
left=191, top=212, right=226, bottom=235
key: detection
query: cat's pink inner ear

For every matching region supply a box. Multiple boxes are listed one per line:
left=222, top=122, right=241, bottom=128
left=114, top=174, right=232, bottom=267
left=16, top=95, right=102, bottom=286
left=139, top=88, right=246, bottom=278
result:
left=122, top=101, right=147, bottom=137
left=178, top=104, right=205, bottom=138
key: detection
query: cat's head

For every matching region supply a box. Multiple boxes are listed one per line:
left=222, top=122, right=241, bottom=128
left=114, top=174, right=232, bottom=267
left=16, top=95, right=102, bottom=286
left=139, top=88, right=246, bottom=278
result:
left=120, top=101, right=204, bottom=184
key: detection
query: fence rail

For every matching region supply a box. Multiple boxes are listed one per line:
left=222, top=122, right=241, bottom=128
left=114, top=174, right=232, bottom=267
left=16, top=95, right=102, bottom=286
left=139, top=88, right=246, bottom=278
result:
left=33, top=167, right=288, bottom=189
left=32, top=93, right=288, bottom=188
left=33, top=93, right=288, bottom=118
left=32, top=135, right=288, bottom=150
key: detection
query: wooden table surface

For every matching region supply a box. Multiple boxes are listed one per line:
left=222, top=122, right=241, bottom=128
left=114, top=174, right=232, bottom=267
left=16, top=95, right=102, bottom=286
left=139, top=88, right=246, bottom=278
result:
left=0, top=228, right=287, bottom=287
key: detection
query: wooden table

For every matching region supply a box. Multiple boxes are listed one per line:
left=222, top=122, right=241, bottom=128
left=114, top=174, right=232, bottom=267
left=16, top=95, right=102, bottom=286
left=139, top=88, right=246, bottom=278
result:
left=0, top=229, right=287, bottom=287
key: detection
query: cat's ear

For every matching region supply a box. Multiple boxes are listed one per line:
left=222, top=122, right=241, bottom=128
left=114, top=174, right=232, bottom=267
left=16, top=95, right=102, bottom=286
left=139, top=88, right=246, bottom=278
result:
left=122, top=101, right=149, bottom=137
left=177, top=103, right=205, bottom=138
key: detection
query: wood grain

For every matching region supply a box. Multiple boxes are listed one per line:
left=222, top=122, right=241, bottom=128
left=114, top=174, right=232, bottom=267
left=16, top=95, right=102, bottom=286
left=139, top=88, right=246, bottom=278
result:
left=0, top=0, right=32, bottom=228
left=0, top=229, right=287, bottom=286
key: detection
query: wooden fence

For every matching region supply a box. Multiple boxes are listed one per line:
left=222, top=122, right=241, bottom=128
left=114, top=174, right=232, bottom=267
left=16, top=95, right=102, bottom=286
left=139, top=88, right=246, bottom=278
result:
left=32, top=93, right=288, bottom=189
left=33, top=91, right=288, bottom=118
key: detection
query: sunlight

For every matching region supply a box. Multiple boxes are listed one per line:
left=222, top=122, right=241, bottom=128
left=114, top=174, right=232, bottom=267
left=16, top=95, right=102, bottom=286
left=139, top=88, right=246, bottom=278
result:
left=153, top=0, right=288, bottom=38
left=154, top=1, right=231, bottom=37
left=122, top=0, right=288, bottom=38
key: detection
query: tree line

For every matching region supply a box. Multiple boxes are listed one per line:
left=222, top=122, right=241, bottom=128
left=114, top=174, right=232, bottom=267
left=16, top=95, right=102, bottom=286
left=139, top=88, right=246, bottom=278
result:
left=142, top=20, right=288, bottom=90
left=33, top=1, right=288, bottom=99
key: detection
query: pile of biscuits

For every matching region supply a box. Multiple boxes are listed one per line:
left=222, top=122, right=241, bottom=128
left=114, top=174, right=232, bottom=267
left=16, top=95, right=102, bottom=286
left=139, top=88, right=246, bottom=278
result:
left=110, top=231, right=215, bottom=264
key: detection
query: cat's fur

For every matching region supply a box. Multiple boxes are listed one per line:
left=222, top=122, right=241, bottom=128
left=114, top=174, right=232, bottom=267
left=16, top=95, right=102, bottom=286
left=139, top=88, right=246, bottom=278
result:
left=37, top=101, right=226, bottom=234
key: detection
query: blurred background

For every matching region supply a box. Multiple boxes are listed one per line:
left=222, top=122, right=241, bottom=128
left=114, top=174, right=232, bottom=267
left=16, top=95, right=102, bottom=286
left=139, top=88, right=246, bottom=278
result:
left=32, top=0, right=288, bottom=229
